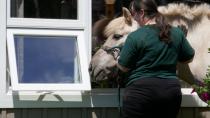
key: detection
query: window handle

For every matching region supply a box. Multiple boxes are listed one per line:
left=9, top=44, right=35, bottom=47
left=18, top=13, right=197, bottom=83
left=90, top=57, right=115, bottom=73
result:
left=37, top=91, right=54, bottom=95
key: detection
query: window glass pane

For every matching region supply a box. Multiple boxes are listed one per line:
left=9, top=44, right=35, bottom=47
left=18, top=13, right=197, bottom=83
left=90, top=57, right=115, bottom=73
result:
left=14, top=35, right=80, bottom=83
left=11, top=0, right=77, bottom=19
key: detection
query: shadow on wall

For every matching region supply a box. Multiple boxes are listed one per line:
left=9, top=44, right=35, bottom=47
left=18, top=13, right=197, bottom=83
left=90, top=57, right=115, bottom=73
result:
left=12, top=91, right=92, bottom=108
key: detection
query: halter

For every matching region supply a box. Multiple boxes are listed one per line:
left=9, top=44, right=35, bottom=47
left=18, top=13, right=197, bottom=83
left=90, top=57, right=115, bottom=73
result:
left=100, top=44, right=124, bottom=118
left=101, top=45, right=123, bottom=60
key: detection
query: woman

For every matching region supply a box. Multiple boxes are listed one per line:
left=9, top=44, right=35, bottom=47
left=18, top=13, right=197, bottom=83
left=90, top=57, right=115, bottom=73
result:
left=117, top=0, right=195, bottom=118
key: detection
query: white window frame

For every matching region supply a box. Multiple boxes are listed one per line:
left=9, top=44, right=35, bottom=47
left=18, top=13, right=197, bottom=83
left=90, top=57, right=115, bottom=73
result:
left=7, top=0, right=87, bottom=29
left=7, top=29, right=91, bottom=91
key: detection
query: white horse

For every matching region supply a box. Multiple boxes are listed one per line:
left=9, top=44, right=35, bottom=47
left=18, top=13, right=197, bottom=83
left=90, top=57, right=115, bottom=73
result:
left=89, top=3, right=210, bottom=86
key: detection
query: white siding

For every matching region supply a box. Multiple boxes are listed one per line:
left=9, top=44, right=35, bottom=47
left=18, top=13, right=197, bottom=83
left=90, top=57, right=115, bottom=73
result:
left=1, top=108, right=210, bottom=118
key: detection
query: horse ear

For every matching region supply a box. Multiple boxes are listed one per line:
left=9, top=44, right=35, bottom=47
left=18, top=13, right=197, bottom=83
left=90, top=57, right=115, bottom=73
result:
left=122, top=7, right=132, bottom=25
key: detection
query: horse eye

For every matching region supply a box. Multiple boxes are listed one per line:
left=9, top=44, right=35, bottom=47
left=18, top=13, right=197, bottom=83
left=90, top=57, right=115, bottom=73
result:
left=113, top=34, right=123, bottom=40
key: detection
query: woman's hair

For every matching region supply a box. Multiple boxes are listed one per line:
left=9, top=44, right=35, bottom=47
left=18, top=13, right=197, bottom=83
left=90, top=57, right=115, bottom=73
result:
left=132, top=0, right=172, bottom=44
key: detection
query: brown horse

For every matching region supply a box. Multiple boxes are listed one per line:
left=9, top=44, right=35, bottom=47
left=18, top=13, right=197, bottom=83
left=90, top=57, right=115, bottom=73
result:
left=89, top=3, right=210, bottom=86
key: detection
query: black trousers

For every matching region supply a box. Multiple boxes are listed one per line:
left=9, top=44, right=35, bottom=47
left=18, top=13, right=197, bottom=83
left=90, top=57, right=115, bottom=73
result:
left=122, top=78, right=182, bottom=118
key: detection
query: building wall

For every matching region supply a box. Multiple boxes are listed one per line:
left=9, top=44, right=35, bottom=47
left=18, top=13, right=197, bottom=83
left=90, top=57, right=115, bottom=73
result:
left=1, top=108, right=210, bottom=118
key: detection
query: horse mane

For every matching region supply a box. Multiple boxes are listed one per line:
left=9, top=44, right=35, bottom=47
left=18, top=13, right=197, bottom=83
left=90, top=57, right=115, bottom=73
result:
left=103, top=16, right=138, bottom=38
left=158, top=3, right=210, bottom=20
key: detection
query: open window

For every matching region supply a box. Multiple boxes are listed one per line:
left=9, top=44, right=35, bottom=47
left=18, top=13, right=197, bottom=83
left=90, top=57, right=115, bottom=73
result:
left=7, top=29, right=91, bottom=91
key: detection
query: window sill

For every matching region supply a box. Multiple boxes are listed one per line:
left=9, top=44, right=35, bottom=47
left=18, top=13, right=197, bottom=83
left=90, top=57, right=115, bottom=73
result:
left=0, top=88, right=208, bottom=108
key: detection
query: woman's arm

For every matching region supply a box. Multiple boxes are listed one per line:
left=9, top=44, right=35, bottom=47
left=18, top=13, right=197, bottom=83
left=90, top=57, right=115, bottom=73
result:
left=117, top=62, right=130, bottom=73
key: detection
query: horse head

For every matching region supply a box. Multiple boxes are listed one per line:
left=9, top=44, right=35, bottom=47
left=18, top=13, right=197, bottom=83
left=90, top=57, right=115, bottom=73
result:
left=89, top=7, right=138, bottom=82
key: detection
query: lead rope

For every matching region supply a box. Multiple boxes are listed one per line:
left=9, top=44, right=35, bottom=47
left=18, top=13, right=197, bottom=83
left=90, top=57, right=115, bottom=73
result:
left=117, top=75, right=122, bottom=118
left=100, top=45, right=124, bottom=118
left=117, top=68, right=126, bottom=118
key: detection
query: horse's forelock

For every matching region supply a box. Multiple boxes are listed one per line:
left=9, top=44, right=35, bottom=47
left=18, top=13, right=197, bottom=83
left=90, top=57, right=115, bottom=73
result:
left=103, top=17, right=126, bottom=37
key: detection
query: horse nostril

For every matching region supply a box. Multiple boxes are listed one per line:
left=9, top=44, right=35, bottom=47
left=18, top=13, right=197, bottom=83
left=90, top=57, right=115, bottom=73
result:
left=89, top=64, right=94, bottom=77
left=89, top=64, right=92, bottom=72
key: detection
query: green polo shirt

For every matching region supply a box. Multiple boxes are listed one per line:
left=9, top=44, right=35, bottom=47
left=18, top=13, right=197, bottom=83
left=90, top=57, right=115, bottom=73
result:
left=118, top=25, right=195, bottom=86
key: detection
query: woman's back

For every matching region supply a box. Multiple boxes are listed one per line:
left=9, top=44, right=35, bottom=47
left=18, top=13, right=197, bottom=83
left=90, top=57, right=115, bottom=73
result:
left=118, top=25, right=194, bottom=85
